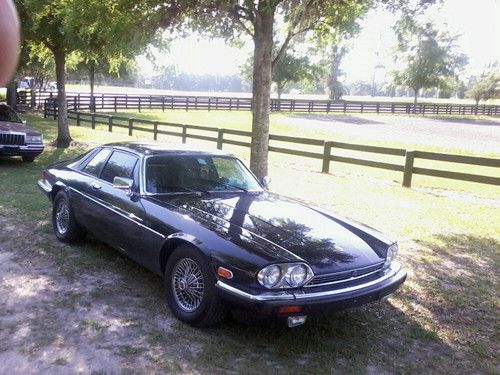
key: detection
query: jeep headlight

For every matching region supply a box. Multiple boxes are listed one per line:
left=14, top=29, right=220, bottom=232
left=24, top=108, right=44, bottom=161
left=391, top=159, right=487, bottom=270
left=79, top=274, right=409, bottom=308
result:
left=26, top=134, right=43, bottom=143
left=383, top=243, right=398, bottom=270
left=257, top=263, right=314, bottom=289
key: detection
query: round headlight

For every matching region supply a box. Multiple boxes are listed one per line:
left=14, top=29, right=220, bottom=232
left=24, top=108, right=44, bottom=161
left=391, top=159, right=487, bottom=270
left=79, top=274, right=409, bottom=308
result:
left=383, top=243, right=398, bottom=269
left=257, top=265, right=281, bottom=288
left=287, top=264, right=307, bottom=287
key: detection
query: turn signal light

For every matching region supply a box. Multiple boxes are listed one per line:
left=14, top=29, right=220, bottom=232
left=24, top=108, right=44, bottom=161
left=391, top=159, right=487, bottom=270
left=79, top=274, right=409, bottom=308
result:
left=217, top=266, right=233, bottom=280
left=278, top=305, right=303, bottom=314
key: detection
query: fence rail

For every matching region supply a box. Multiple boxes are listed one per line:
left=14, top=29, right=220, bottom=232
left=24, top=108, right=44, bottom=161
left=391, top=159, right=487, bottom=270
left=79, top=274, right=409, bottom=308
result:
left=38, top=91, right=500, bottom=116
left=56, top=109, right=500, bottom=188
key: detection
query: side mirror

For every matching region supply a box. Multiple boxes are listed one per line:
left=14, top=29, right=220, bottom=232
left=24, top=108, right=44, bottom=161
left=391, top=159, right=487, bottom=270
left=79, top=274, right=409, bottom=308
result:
left=113, top=177, right=133, bottom=194
left=261, top=176, right=272, bottom=190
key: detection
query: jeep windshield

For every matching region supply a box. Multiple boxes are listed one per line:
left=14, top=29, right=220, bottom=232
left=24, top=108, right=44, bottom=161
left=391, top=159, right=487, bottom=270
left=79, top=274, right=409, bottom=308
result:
left=0, top=105, right=22, bottom=123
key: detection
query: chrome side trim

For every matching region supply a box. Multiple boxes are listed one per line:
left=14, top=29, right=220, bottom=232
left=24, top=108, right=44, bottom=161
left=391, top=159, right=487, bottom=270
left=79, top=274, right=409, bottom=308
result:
left=216, top=264, right=405, bottom=302
left=215, top=281, right=295, bottom=301
left=69, top=186, right=165, bottom=239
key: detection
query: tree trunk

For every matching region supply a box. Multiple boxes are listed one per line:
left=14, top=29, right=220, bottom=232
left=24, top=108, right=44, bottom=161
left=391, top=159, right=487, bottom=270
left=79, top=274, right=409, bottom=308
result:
left=250, top=5, right=275, bottom=180
left=6, top=80, right=17, bottom=108
left=54, top=48, right=72, bottom=148
left=328, top=45, right=345, bottom=100
left=89, top=61, right=96, bottom=112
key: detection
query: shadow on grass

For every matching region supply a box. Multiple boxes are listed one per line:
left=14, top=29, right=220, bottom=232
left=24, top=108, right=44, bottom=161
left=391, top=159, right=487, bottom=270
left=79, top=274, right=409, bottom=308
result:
left=286, top=113, right=383, bottom=125
left=428, top=116, right=500, bottom=127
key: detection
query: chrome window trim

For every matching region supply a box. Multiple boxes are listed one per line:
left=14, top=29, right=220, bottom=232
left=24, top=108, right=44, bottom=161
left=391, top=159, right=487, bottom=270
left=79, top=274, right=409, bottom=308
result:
left=69, top=186, right=165, bottom=239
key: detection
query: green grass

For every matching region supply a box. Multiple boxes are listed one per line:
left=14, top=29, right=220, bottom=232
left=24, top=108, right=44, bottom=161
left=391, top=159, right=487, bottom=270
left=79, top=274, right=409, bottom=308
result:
left=0, top=112, right=499, bottom=373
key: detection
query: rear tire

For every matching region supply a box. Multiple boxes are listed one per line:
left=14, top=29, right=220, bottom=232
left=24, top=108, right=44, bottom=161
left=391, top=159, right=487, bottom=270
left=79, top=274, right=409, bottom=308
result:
left=165, top=245, right=227, bottom=327
left=52, top=191, right=86, bottom=243
left=22, top=155, right=35, bottom=162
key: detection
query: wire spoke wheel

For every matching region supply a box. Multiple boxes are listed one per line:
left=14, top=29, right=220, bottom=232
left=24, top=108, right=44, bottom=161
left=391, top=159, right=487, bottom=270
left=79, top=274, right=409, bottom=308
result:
left=172, top=258, right=205, bottom=312
left=55, top=199, right=70, bottom=235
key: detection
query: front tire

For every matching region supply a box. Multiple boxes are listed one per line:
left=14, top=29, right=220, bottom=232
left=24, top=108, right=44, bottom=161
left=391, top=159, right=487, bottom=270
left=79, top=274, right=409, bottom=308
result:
left=52, top=191, right=86, bottom=243
left=165, top=245, right=226, bottom=327
left=22, top=155, right=36, bottom=162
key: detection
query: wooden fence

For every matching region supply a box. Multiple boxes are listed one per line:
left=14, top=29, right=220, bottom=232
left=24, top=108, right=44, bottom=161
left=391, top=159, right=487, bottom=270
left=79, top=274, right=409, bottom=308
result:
left=39, top=92, right=500, bottom=116
left=57, top=110, right=500, bottom=188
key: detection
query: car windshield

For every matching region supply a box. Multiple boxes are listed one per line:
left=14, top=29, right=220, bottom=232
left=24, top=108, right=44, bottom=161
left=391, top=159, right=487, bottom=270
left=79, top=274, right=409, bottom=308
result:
left=145, top=154, right=263, bottom=194
left=0, top=106, right=22, bottom=123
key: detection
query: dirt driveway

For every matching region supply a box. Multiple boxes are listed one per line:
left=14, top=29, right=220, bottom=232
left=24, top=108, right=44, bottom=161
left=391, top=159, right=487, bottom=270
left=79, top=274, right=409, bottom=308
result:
left=286, top=114, right=500, bottom=154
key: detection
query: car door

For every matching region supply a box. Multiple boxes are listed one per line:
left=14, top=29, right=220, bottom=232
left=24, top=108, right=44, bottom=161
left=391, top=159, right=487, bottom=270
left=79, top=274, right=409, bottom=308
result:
left=95, top=150, right=161, bottom=270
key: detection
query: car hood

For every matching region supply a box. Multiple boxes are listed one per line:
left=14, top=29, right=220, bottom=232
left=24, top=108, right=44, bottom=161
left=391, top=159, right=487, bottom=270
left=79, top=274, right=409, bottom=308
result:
left=0, top=121, right=40, bottom=135
left=153, top=192, right=385, bottom=274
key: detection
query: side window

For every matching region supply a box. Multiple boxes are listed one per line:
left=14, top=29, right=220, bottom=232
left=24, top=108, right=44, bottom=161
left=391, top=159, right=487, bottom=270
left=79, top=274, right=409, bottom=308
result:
left=82, top=149, right=111, bottom=176
left=100, top=151, right=138, bottom=184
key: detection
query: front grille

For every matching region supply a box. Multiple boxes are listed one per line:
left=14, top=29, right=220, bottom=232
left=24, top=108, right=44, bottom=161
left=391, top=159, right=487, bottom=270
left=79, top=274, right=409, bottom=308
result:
left=306, top=261, right=385, bottom=287
left=0, top=133, right=25, bottom=145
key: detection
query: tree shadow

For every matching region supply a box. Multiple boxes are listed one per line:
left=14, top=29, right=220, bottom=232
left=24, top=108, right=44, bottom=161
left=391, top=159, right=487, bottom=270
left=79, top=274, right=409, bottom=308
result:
left=287, top=113, right=383, bottom=125
left=428, top=116, right=500, bottom=127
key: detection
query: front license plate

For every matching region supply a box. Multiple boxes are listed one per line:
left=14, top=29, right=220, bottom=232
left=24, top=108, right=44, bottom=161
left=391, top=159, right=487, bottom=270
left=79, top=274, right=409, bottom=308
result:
left=3, top=146, right=20, bottom=155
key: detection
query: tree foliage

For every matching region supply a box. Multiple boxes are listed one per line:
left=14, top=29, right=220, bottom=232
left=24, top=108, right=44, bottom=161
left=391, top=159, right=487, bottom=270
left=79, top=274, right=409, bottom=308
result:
left=392, top=22, right=467, bottom=105
left=466, top=66, right=500, bottom=104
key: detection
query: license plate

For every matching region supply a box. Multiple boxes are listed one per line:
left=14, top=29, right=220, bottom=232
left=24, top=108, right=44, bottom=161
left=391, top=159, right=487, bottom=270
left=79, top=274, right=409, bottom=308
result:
left=3, top=146, right=20, bottom=155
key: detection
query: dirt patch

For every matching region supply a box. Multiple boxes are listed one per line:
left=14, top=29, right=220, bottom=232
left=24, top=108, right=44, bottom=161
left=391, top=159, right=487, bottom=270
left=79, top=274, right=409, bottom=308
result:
left=0, top=216, right=198, bottom=374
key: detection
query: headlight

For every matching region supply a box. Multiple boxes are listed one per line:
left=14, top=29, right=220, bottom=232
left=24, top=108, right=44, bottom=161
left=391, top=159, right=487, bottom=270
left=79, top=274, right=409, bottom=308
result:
left=257, top=263, right=314, bottom=289
left=383, top=243, right=398, bottom=270
left=26, top=134, right=43, bottom=143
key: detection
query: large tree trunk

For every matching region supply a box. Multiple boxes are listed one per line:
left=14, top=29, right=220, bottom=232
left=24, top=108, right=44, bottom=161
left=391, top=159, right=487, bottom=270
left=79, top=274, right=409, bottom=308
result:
left=250, top=6, right=274, bottom=180
left=89, top=61, right=96, bottom=112
left=54, top=48, right=72, bottom=148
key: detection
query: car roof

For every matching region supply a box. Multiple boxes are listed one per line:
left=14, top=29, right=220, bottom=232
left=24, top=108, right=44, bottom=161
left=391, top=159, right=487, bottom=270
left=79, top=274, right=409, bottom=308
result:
left=103, top=141, right=234, bottom=157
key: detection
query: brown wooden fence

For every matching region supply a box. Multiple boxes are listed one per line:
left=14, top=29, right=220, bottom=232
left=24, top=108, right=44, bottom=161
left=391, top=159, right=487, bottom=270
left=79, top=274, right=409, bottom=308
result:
left=61, top=110, right=500, bottom=188
left=40, top=92, right=500, bottom=116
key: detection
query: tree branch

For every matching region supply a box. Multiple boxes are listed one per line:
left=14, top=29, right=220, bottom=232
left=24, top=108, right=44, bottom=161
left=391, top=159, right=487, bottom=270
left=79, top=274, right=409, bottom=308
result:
left=272, top=0, right=316, bottom=69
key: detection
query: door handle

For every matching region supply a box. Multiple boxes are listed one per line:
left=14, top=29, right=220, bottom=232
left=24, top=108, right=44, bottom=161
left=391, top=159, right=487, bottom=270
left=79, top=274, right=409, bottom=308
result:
left=91, top=182, right=101, bottom=190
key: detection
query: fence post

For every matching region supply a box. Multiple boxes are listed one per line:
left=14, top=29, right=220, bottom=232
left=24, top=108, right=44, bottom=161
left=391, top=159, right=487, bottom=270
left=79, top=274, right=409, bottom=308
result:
left=217, top=129, right=224, bottom=150
left=186, top=97, right=189, bottom=112
left=102, top=93, right=104, bottom=109
left=149, top=95, right=152, bottom=109
left=162, top=97, right=165, bottom=112
left=402, top=150, right=415, bottom=188
left=77, top=93, right=80, bottom=109
left=208, top=97, right=211, bottom=111
left=153, top=121, right=158, bottom=141
left=91, top=113, right=96, bottom=129
left=76, top=112, right=81, bottom=126
left=114, top=97, right=117, bottom=112
left=138, top=97, right=141, bottom=112
left=108, top=116, right=113, bottom=132
left=125, top=94, right=128, bottom=109
left=376, top=103, right=380, bottom=114
left=343, top=102, right=347, bottom=113
left=322, top=141, right=333, bottom=173
left=128, top=118, right=133, bottom=136
left=182, top=125, right=187, bottom=143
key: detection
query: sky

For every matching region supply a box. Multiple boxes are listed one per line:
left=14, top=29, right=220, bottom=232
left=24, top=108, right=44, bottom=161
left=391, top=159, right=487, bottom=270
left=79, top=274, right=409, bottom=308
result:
left=138, top=0, right=500, bottom=83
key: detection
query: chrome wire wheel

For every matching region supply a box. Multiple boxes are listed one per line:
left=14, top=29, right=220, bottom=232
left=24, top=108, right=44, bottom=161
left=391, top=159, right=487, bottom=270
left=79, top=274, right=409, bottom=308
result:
left=55, top=199, right=70, bottom=235
left=172, top=258, right=205, bottom=312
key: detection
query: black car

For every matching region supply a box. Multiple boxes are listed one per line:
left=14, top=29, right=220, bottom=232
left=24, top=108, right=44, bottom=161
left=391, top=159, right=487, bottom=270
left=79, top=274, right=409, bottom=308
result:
left=38, top=142, right=407, bottom=327
left=0, top=103, right=44, bottom=162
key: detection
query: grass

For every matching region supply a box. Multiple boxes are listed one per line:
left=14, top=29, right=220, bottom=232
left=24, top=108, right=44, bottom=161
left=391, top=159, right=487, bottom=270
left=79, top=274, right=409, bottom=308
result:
left=0, top=112, right=499, bottom=373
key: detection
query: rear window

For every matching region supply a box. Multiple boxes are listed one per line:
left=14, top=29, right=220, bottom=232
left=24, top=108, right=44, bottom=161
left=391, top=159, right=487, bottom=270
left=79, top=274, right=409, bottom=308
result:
left=0, top=106, right=21, bottom=123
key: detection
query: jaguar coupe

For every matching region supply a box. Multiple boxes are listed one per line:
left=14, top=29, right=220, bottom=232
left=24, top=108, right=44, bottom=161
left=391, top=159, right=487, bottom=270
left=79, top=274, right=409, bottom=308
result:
left=0, top=103, right=44, bottom=162
left=38, top=142, right=407, bottom=327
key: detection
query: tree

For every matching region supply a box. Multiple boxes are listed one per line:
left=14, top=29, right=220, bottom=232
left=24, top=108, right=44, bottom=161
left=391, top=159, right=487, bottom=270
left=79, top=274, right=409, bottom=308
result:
left=158, top=1, right=394, bottom=179
left=467, top=67, right=500, bottom=105
left=66, top=0, right=160, bottom=111
left=15, top=0, right=79, bottom=147
left=392, top=22, right=468, bottom=106
left=272, top=52, right=311, bottom=100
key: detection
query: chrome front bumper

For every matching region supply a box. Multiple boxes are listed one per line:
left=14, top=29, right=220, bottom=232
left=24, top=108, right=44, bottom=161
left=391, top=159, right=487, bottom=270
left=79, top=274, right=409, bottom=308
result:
left=216, top=263, right=407, bottom=304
